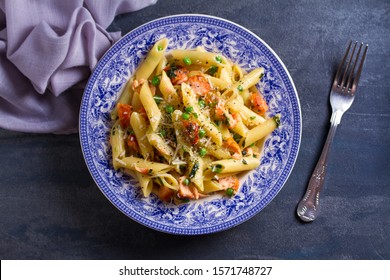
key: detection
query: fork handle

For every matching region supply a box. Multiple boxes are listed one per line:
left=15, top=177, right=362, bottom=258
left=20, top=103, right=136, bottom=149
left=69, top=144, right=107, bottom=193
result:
left=297, top=118, right=339, bottom=222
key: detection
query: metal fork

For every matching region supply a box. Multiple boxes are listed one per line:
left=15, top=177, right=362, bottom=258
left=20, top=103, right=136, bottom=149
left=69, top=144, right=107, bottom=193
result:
left=297, top=41, right=368, bottom=222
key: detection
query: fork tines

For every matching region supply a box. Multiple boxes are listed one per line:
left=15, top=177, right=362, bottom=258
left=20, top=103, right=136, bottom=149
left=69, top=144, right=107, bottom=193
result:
left=334, top=41, right=368, bottom=94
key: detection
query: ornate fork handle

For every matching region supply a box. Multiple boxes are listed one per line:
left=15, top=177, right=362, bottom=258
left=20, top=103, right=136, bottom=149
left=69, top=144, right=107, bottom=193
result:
left=297, top=112, right=340, bottom=222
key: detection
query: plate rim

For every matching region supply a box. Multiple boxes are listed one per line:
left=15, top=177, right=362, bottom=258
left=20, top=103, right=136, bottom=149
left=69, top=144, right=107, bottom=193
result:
left=79, top=14, right=302, bottom=235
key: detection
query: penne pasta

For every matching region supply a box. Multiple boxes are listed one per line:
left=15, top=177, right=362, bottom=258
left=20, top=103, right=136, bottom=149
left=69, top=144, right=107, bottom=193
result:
left=152, top=173, right=179, bottom=191
left=181, top=83, right=223, bottom=146
left=233, top=68, right=264, bottom=92
left=110, top=121, right=126, bottom=170
left=170, top=49, right=229, bottom=68
left=130, top=112, right=154, bottom=159
left=139, top=82, right=162, bottom=131
left=146, top=128, right=175, bottom=162
left=242, top=115, right=280, bottom=148
left=109, top=38, right=277, bottom=202
left=115, top=156, right=173, bottom=175
left=159, top=71, right=180, bottom=106
left=135, top=172, right=154, bottom=197
left=209, top=157, right=260, bottom=174
left=136, top=38, right=168, bottom=80
left=202, top=180, right=223, bottom=194
left=226, top=98, right=265, bottom=127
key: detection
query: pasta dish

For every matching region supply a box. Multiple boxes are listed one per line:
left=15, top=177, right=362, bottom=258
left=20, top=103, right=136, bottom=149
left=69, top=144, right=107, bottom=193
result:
left=110, top=38, right=279, bottom=203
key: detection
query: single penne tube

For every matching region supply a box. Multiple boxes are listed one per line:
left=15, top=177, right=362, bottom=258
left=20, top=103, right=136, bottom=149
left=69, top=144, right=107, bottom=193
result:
left=136, top=38, right=168, bottom=80
left=152, top=173, right=179, bottom=191
left=115, top=156, right=173, bottom=175
left=203, top=170, right=239, bottom=181
left=139, top=82, right=162, bottom=131
left=200, top=155, right=213, bottom=171
left=233, top=67, right=264, bottom=91
left=146, top=128, right=175, bottom=162
left=232, top=64, right=244, bottom=82
left=118, top=78, right=134, bottom=105
left=181, top=83, right=222, bottom=146
left=135, top=172, right=153, bottom=197
left=202, top=180, right=223, bottom=194
left=131, top=91, right=143, bottom=111
left=159, top=71, right=180, bottom=106
left=218, top=67, right=232, bottom=88
left=208, top=157, right=260, bottom=174
left=219, top=125, right=232, bottom=140
left=205, top=75, right=229, bottom=91
left=226, top=99, right=265, bottom=127
left=155, top=56, right=168, bottom=76
left=170, top=49, right=229, bottom=67
left=230, top=115, right=249, bottom=137
left=203, top=142, right=231, bottom=159
left=242, top=115, right=280, bottom=148
left=110, top=121, right=126, bottom=170
left=240, top=88, right=251, bottom=105
left=130, top=112, right=154, bottom=159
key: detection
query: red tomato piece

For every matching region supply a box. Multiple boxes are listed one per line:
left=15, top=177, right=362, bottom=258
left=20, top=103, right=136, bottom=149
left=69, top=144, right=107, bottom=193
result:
left=117, top=103, right=133, bottom=128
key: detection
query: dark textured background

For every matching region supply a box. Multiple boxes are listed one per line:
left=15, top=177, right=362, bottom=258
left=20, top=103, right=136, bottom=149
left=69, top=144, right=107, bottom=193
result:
left=1, top=0, right=389, bottom=259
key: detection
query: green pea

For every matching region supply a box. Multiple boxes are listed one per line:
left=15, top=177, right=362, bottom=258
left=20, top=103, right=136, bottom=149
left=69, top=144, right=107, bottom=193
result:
left=226, top=188, right=234, bottom=197
left=215, top=56, right=223, bottom=63
left=157, top=45, right=163, bottom=51
left=198, top=129, right=206, bottom=138
left=183, top=178, right=190, bottom=185
left=151, top=76, right=160, bottom=86
left=198, top=99, right=206, bottom=108
left=182, top=113, right=190, bottom=120
left=183, top=57, right=192, bottom=65
left=199, top=148, right=207, bottom=157
left=237, top=85, right=243, bottom=92
left=165, top=104, right=174, bottom=114
left=185, top=106, right=193, bottom=113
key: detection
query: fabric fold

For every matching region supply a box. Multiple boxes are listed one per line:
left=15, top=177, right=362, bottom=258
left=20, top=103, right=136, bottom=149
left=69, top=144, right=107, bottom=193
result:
left=0, top=0, right=157, bottom=134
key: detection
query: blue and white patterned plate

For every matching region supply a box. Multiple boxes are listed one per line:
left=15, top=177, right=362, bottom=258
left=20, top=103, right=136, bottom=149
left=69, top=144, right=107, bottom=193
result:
left=79, top=14, right=301, bottom=235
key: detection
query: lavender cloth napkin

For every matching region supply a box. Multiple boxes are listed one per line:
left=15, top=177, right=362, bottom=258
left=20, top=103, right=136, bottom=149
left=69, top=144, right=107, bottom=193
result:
left=0, top=0, right=157, bottom=134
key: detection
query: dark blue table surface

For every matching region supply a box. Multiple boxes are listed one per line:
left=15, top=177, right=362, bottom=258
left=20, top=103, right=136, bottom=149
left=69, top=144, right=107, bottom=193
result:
left=1, top=0, right=389, bottom=259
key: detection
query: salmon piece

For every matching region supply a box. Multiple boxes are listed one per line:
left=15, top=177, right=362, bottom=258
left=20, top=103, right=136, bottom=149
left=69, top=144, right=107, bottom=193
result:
left=131, top=79, right=146, bottom=91
left=223, top=138, right=241, bottom=158
left=187, top=75, right=210, bottom=96
left=134, top=166, right=149, bottom=175
left=165, top=65, right=189, bottom=85
left=228, top=113, right=240, bottom=129
left=218, top=176, right=239, bottom=191
left=158, top=185, right=174, bottom=202
left=117, top=103, right=133, bottom=128
left=126, top=134, right=139, bottom=153
left=182, top=120, right=200, bottom=145
left=214, top=99, right=225, bottom=119
left=249, top=92, right=268, bottom=115
left=177, top=177, right=199, bottom=200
